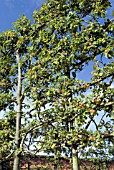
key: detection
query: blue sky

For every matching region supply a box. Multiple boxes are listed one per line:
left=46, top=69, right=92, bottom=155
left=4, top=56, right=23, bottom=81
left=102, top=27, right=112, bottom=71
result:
left=0, top=0, right=44, bottom=32
left=0, top=0, right=113, bottom=84
left=0, top=0, right=113, bottom=33
left=0, top=0, right=113, bottom=86
left=0, top=0, right=114, bottom=131
left=0, top=0, right=113, bottom=80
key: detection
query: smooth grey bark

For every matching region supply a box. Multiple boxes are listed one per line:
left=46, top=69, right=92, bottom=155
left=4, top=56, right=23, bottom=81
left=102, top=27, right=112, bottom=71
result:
left=72, top=148, right=80, bottom=170
left=13, top=52, right=22, bottom=170
left=54, top=164, right=57, bottom=170
left=72, top=117, right=80, bottom=170
left=67, top=69, right=79, bottom=170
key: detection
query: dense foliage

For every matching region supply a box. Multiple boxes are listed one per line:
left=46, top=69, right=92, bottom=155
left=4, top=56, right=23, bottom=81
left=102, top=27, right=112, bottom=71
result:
left=0, top=0, right=114, bottom=169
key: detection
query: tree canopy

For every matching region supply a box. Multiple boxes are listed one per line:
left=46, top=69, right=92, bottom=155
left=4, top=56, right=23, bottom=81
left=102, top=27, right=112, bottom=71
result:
left=0, top=0, right=114, bottom=170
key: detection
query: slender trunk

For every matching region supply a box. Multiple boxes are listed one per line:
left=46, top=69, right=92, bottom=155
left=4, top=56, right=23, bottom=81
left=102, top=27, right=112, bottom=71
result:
left=72, top=118, right=80, bottom=170
left=54, top=164, right=57, bottom=170
left=27, top=137, right=32, bottom=170
left=72, top=147, right=80, bottom=170
left=66, top=69, right=79, bottom=170
left=0, top=153, right=2, bottom=170
left=13, top=52, right=22, bottom=170
left=27, top=162, right=30, bottom=170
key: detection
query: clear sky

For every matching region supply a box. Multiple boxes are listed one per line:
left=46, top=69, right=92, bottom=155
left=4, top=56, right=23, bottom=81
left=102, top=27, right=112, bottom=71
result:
left=0, top=0, right=45, bottom=32
left=0, top=0, right=113, bottom=33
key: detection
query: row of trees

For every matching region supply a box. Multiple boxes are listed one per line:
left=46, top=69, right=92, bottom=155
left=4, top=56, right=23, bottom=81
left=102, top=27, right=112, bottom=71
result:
left=0, top=0, right=114, bottom=169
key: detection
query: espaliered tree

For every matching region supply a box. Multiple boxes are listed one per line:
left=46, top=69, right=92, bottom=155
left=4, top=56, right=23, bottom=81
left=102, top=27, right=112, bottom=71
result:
left=28, top=0, right=114, bottom=169
left=0, top=17, right=45, bottom=170
left=0, top=0, right=114, bottom=170
left=0, top=18, right=31, bottom=170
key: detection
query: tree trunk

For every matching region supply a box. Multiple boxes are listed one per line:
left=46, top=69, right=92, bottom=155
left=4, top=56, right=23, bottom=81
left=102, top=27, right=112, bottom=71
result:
left=72, top=148, right=80, bottom=170
left=54, top=164, right=57, bottom=170
left=27, top=162, right=30, bottom=170
left=13, top=52, right=22, bottom=170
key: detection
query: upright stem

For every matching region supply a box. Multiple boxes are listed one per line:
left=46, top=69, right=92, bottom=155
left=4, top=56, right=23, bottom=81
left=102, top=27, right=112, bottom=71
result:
left=66, top=69, right=80, bottom=170
left=72, top=147, right=79, bottom=170
left=13, top=52, right=22, bottom=170
left=71, top=118, right=80, bottom=170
